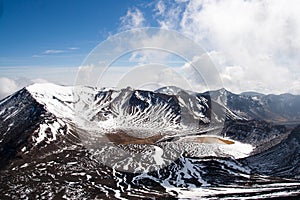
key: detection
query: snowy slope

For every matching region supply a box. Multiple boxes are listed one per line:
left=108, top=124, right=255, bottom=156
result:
left=26, top=83, right=75, bottom=119
left=24, top=83, right=254, bottom=159
left=1, top=83, right=299, bottom=199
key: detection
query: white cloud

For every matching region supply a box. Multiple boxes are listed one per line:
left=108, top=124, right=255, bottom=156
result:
left=154, top=0, right=166, bottom=16
left=154, top=0, right=183, bottom=30
left=0, top=77, right=48, bottom=100
left=0, top=74, right=72, bottom=100
left=43, top=49, right=65, bottom=54
left=151, top=0, right=300, bottom=94
left=0, top=77, right=19, bottom=99
left=33, top=47, right=79, bottom=57
left=0, top=66, right=78, bottom=99
left=78, top=27, right=222, bottom=91
left=31, top=78, right=49, bottom=83
left=119, top=8, right=145, bottom=31
left=115, top=64, right=193, bottom=90
left=180, top=54, right=223, bottom=91
left=68, top=47, right=79, bottom=50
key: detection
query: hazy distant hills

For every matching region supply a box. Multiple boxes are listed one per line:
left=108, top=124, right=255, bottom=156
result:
left=209, top=88, right=300, bottom=123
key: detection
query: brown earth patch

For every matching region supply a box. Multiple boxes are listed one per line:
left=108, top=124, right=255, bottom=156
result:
left=193, top=136, right=235, bottom=145
left=105, top=131, right=163, bottom=145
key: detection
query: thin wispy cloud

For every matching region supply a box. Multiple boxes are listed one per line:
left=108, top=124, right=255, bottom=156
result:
left=43, top=49, right=65, bottom=54
left=119, top=7, right=145, bottom=31
left=33, top=47, right=80, bottom=57
left=68, top=47, right=80, bottom=50
left=32, top=54, right=42, bottom=58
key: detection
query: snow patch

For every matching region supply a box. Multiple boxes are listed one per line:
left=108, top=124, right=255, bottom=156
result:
left=20, top=163, right=29, bottom=168
left=153, top=146, right=164, bottom=166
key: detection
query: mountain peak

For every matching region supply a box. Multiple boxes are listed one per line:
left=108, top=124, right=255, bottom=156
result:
left=26, top=82, right=73, bottom=95
left=25, top=83, right=75, bottom=119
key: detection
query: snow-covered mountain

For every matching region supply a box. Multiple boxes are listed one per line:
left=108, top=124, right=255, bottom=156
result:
left=0, top=83, right=300, bottom=199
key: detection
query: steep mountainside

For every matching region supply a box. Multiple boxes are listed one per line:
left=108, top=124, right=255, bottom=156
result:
left=0, top=83, right=299, bottom=199
left=243, top=125, right=300, bottom=179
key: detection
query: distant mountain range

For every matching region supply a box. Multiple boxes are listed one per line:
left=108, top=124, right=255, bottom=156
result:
left=0, top=83, right=299, bottom=199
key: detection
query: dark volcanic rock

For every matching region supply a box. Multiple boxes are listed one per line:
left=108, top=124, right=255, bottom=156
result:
left=0, top=89, right=46, bottom=169
left=220, top=119, right=287, bottom=146
left=242, top=125, right=300, bottom=179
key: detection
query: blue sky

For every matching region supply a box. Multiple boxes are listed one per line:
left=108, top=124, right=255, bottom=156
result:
left=1, top=0, right=300, bottom=98
left=0, top=0, right=153, bottom=67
